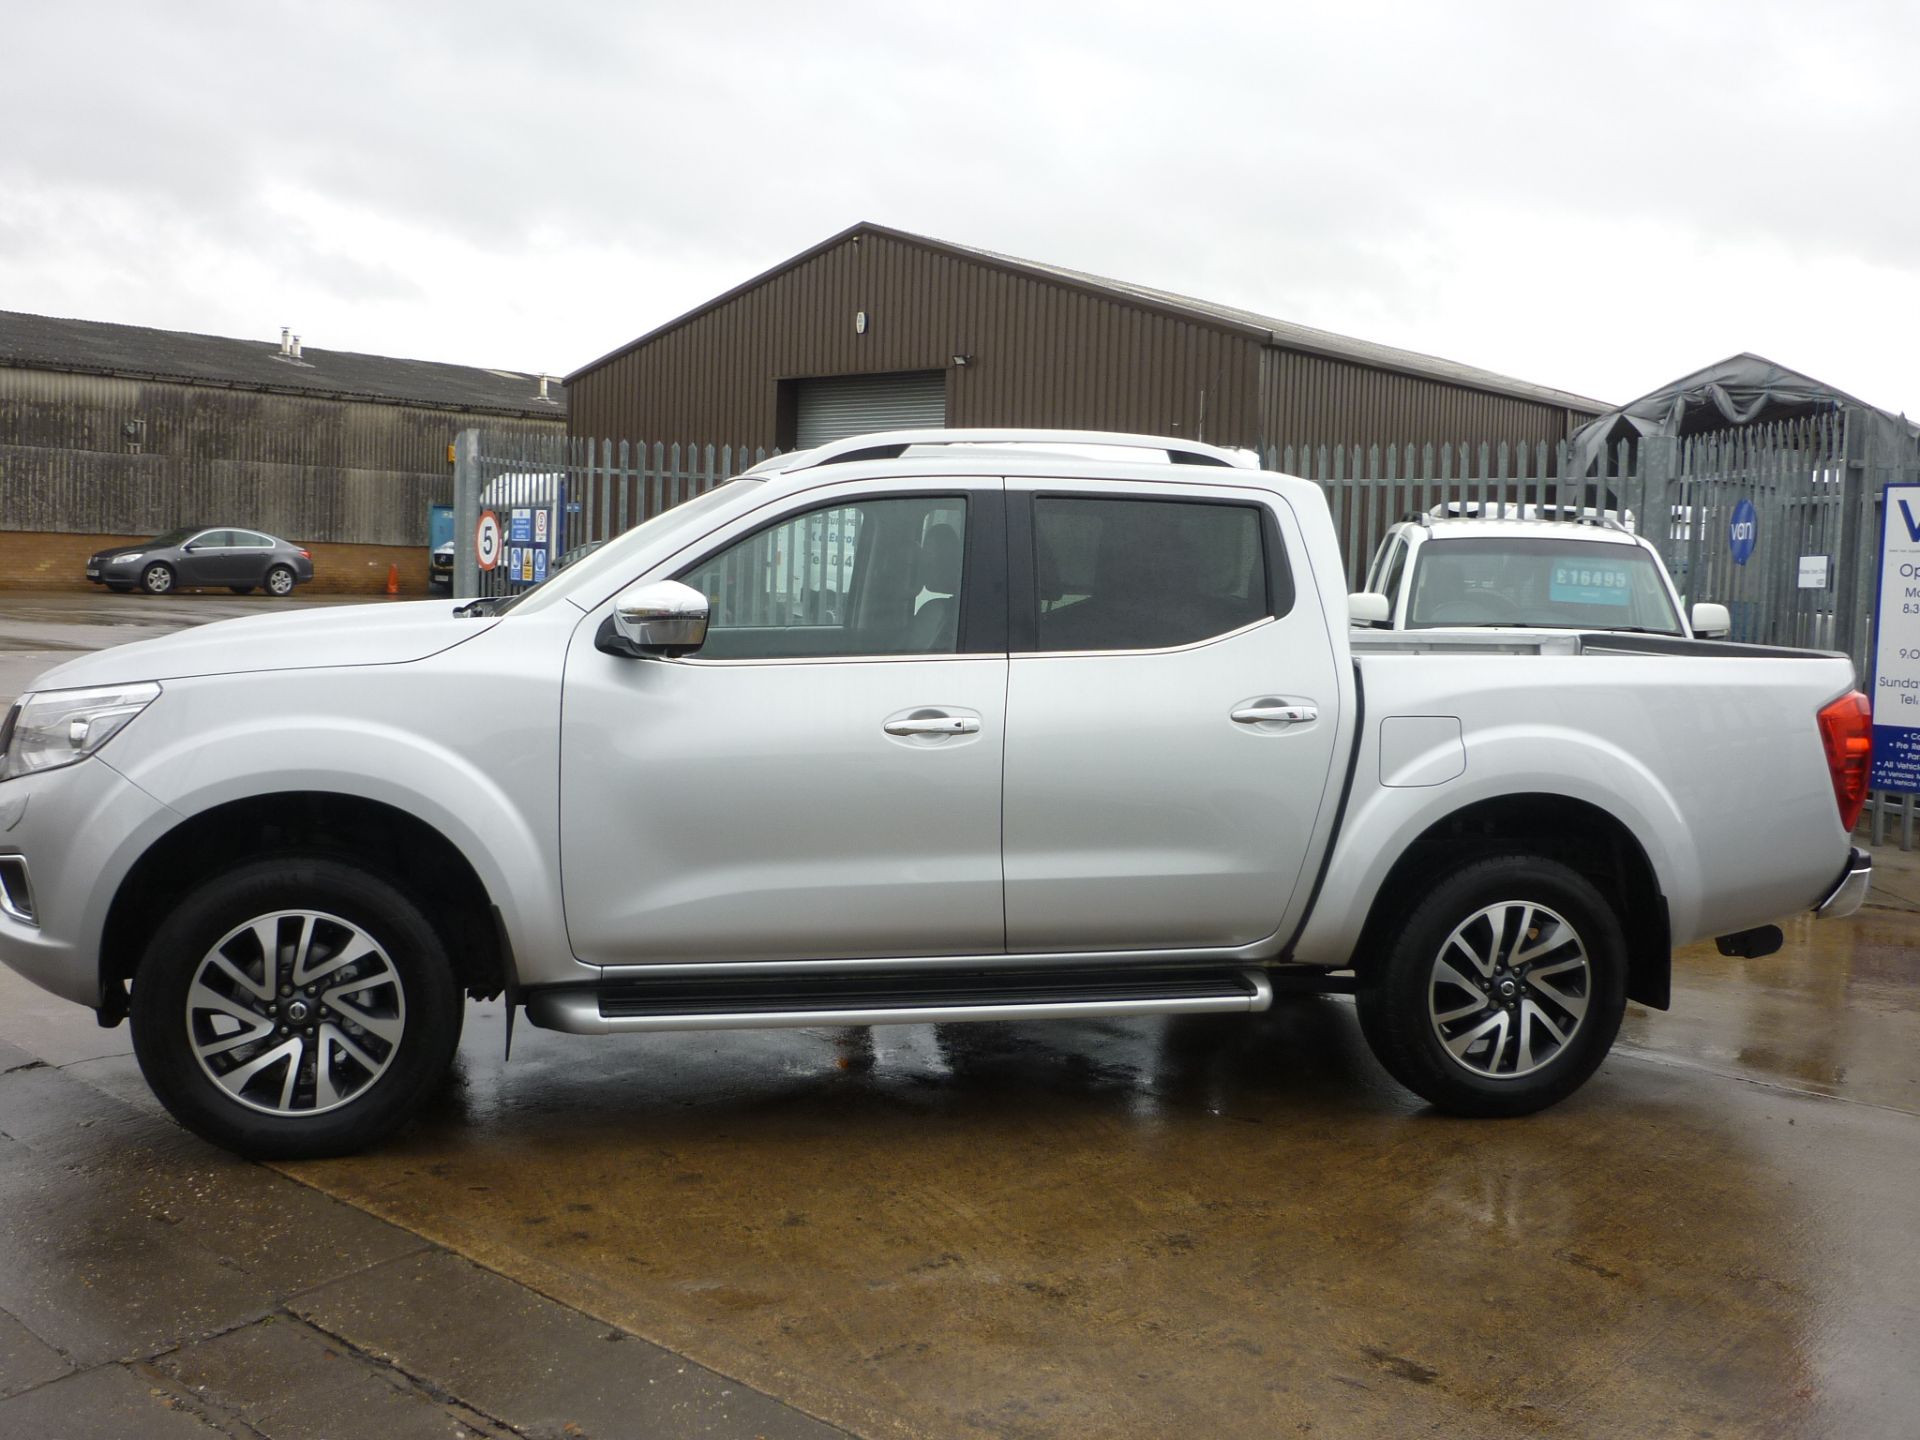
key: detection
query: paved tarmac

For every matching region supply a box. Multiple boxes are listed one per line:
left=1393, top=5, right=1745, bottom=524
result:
left=3, top=590, right=1920, bottom=1438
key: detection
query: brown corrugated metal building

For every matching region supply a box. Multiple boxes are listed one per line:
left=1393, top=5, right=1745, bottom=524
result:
left=567, top=223, right=1607, bottom=455
left=0, top=311, right=566, bottom=592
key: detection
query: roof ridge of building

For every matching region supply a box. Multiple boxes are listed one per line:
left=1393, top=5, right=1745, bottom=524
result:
left=0, top=307, right=566, bottom=417
left=568, top=222, right=1608, bottom=414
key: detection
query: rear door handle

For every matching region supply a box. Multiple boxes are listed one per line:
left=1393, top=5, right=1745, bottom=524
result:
left=884, top=714, right=981, bottom=736
left=1231, top=703, right=1318, bottom=725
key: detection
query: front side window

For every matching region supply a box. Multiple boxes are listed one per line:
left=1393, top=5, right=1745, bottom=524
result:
left=1405, top=537, right=1683, bottom=633
left=680, top=495, right=968, bottom=660
left=1031, top=497, right=1271, bottom=652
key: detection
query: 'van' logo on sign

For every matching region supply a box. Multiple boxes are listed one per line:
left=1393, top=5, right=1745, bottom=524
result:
left=1729, top=498, right=1759, bottom=566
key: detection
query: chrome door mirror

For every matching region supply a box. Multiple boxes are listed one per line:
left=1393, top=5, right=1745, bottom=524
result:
left=1690, top=601, right=1731, bottom=638
left=603, top=579, right=709, bottom=657
left=1348, top=591, right=1391, bottom=627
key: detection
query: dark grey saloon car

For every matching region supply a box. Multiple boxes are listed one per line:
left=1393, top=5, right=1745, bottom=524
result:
left=86, top=528, right=315, bottom=596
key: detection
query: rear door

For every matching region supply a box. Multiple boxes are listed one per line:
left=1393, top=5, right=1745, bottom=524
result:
left=229, top=530, right=278, bottom=587
left=1001, top=480, right=1345, bottom=952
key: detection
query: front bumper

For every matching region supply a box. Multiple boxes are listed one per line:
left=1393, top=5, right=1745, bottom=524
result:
left=1814, top=847, right=1872, bottom=920
left=86, top=557, right=140, bottom=584
left=0, top=758, right=176, bottom=1010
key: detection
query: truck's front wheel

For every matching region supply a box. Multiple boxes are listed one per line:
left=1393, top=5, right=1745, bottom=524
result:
left=130, top=856, right=463, bottom=1158
left=1356, top=855, right=1627, bottom=1116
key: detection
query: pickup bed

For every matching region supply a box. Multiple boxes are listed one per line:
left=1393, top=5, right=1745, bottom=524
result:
left=0, top=430, right=1874, bottom=1156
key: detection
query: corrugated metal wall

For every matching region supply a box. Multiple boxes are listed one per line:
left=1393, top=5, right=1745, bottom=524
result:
left=0, top=369, right=563, bottom=544
left=569, top=229, right=1595, bottom=455
left=568, top=232, right=1268, bottom=449
left=1262, top=349, right=1587, bottom=451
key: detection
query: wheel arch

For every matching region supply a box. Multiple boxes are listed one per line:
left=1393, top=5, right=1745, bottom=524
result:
left=1349, top=793, right=1671, bottom=1010
left=100, top=791, right=509, bottom=1019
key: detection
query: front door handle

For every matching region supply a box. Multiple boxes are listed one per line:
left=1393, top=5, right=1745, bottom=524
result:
left=884, top=715, right=981, bottom=736
left=1231, top=703, right=1318, bottom=725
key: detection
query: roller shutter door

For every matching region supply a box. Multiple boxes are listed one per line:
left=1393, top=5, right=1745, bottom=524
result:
left=795, top=371, right=947, bottom=448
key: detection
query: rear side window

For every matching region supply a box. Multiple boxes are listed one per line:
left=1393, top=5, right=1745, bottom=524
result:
left=1031, top=497, right=1272, bottom=652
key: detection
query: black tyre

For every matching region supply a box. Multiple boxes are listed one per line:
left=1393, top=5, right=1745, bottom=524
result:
left=228, top=585, right=255, bottom=595
left=140, top=562, right=175, bottom=595
left=1354, top=855, right=1626, bottom=1117
left=265, top=565, right=296, bottom=597
left=130, top=856, right=464, bottom=1158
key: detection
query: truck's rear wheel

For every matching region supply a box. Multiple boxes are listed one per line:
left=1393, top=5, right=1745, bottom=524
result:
left=1355, top=855, right=1626, bottom=1116
left=130, top=856, right=463, bottom=1158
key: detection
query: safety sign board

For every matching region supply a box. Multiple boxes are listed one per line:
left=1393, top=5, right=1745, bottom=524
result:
left=509, top=508, right=533, bottom=544
left=475, top=511, right=502, bottom=572
left=1871, top=482, right=1920, bottom=792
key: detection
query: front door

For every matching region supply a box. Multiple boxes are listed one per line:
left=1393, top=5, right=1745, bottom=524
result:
left=180, top=530, right=243, bottom=586
left=1001, top=484, right=1345, bottom=952
left=561, top=479, right=1008, bottom=965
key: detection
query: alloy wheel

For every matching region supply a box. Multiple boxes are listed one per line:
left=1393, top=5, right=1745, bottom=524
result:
left=1426, top=900, right=1591, bottom=1080
left=185, top=909, right=407, bottom=1115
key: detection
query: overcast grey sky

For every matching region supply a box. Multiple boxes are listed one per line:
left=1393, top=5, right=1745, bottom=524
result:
left=5, top=0, right=1916, bottom=415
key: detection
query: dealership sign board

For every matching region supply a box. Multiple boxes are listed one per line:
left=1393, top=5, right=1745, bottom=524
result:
left=1871, top=483, right=1920, bottom=793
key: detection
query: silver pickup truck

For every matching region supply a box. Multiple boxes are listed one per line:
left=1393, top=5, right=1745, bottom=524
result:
left=0, top=431, right=1874, bottom=1157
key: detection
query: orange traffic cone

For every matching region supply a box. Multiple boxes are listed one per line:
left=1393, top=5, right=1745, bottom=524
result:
left=385, top=564, right=400, bottom=596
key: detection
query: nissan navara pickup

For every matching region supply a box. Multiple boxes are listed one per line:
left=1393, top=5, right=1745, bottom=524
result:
left=0, top=431, right=1875, bottom=1157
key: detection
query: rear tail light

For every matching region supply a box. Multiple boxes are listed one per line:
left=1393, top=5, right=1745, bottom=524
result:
left=1816, top=691, right=1872, bottom=831
left=296, top=548, right=311, bottom=559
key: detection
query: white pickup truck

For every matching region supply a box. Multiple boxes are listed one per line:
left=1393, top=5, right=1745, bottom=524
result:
left=1348, top=508, right=1731, bottom=638
left=0, top=431, right=1874, bottom=1157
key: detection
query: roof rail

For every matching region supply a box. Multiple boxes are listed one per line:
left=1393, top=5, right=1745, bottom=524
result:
left=765, top=429, right=1261, bottom=474
left=1422, top=501, right=1633, bottom=533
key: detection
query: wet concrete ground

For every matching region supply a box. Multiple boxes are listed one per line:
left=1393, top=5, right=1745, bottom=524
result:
left=2, top=590, right=1919, bottom=1437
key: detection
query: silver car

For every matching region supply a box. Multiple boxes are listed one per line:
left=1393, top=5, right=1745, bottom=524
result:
left=85, top=528, right=315, bottom=597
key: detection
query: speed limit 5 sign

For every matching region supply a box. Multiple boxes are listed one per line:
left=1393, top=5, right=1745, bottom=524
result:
left=475, top=510, right=503, bottom=571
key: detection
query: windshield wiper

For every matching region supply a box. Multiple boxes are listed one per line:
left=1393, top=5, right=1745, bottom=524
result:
left=452, top=596, right=503, bottom=618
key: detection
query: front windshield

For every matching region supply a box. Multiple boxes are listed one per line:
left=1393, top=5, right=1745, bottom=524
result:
left=148, top=528, right=197, bottom=547
left=1406, top=537, right=1683, bottom=634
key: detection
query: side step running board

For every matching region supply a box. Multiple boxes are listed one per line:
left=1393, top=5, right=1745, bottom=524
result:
left=524, top=967, right=1274, bottom=1035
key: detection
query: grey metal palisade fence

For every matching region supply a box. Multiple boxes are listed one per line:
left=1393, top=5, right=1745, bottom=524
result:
left=456, top=417, right=1920, bottom=846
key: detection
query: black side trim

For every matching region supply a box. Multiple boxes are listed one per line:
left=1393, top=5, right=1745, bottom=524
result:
left=1579, top=633, right=1845, bottom=661
left=590, top=966, right=1262, bottom=1018
left=1006, top=492, right=1038, bottom=652
left=958, top=487, right=1008, bottom=656
left=1277, top=659, right=1365, bottom=960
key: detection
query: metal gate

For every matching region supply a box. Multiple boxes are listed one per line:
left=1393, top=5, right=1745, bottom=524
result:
left=450, top=431, right=569, bottom=600
left=1669, top=413, right=1858, bottom=652
left=451, top=430, right=780, bottom=599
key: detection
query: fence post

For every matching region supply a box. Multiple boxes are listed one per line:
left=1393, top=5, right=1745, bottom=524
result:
left=452, top=427, right=481, bottom=599
left=1639, top=434, right=1679, bottom=576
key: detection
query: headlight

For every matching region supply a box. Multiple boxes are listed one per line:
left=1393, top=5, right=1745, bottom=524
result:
left=0, top=683, right=162, bottom=781
left=109, top=553, right=143, bottom=566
